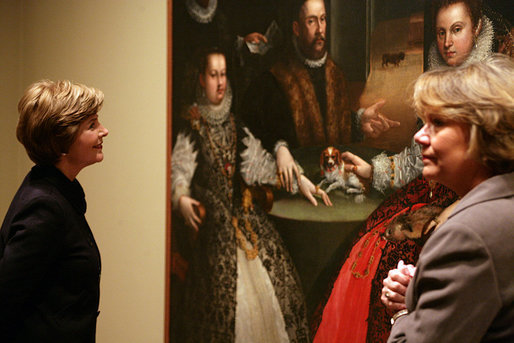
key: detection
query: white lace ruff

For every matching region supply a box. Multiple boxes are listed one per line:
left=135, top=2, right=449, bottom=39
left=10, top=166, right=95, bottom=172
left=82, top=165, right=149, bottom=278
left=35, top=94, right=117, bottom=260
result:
left=186, top=0, right=217, bottom=24
left=292, top=35, right=328, bottom=68
left=427, top=15, right=494, bottom=70
left=196, top=83, right=233, bottom=126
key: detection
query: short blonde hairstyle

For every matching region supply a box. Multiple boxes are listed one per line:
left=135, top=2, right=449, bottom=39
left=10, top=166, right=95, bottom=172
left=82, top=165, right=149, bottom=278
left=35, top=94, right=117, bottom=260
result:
left=17, top=80, right=104, bottom=166
left=413, top=54, right=514, bottom=174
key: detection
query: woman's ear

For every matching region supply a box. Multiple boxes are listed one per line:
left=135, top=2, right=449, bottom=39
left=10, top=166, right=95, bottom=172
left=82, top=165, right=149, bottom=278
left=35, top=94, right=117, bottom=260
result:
left=199, top=73, right=205, bottom=88
left=474, top=18, right=482, bottom=36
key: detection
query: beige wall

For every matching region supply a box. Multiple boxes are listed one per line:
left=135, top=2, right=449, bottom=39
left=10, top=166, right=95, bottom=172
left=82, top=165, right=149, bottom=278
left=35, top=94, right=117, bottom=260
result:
left=1, top=1, right=167, bottom=342
left=0, top=0, right=22, bottom=216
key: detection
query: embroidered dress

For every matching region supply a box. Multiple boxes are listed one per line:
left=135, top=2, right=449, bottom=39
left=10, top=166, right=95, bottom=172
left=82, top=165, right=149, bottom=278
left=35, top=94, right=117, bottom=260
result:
left=172, top=89, right=309, bottom=343
left=311, top=177, right=458, bottom=343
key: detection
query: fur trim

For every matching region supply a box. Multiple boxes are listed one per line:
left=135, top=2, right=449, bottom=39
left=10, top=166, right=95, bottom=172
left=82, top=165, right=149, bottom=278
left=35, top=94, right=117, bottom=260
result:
left=325, top=58, right=352, bottom=145
left=270, top=54, right=352, bottom=147
left=171, top=132, right=198, bottom=209
left=428, top=15, right=494, bottom=70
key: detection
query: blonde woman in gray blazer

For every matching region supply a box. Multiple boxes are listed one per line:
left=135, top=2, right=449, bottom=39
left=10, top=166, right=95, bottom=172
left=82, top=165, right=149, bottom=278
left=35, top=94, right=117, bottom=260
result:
left=382, top=54, right=514, bottom=342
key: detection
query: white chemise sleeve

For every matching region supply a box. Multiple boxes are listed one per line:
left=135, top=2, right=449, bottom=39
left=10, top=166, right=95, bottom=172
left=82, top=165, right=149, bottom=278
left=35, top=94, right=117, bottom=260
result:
left=171, top=132, right=198, bottom=210
left=240, top=127, right=302, bottom=193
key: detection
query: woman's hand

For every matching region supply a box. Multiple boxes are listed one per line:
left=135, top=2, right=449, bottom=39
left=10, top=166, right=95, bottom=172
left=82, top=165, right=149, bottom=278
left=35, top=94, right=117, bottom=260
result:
left=341, top=151, right=373, bottom=180
left=276, top=145, right=302, bottom=193
left=299, top=175, right=332, bottom=207
left=381, top=260, right=416, bottom=313
left=178, top=195, right=203, bottom=233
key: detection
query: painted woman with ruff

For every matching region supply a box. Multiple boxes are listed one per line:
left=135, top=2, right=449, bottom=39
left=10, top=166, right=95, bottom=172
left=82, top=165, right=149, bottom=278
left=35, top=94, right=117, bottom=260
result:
left=172, top=47, right=331, bottom=343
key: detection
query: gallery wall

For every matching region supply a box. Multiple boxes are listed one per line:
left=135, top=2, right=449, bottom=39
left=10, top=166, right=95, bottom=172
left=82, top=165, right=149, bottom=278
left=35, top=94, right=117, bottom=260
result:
left=0, top=0, right=167, bottom=342
left=0, top=1, right=22, bottom=218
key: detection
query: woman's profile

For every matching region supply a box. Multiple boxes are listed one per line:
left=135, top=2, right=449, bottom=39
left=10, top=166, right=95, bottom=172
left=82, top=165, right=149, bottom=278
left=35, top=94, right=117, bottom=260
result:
left=384, top=53, right=514, bottom=342
left=0, top=80, right=108, bottom=342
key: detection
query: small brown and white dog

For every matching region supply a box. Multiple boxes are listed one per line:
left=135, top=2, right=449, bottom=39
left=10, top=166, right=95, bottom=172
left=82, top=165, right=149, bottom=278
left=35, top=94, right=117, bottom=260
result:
left=318, top=146, right=365, bottom=201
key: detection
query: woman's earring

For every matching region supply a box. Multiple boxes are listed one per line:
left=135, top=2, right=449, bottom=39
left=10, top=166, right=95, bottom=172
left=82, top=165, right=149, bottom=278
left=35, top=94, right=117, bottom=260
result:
left=473, top=20, right=481, bottom=49
left=428, top=180, right=437, bottom=199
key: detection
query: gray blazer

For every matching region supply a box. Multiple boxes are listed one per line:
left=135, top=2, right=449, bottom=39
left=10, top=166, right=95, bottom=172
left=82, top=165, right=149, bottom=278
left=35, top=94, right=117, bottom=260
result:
left=388, top=172, right=514, bottom=343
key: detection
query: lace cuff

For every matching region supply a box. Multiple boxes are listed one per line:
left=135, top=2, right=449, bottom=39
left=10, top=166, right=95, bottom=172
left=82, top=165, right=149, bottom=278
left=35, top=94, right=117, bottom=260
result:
left=273, top=140, right=289, bottom=156
left=372, top=152, right=392, bottom=194
left=240, top=128, right=301, bottom=193
left=393, top=139, right=423, bottom=188
left=371, top=139, right=423, bottom=193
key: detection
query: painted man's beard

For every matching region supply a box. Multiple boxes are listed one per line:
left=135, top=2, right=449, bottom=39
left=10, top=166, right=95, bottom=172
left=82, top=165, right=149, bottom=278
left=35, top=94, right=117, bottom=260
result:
left=304, top=34, right=326, bottom=59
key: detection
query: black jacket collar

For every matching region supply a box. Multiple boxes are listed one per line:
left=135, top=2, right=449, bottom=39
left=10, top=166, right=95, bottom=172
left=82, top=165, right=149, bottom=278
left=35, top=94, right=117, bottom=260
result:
left=31, top=165, right=87, bottom=215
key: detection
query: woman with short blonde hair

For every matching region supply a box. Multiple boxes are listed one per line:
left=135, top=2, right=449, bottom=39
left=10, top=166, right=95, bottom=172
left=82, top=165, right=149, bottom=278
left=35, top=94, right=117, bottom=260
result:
left=1, top=79, right=108, bottom=342
left=17, top=79, right=104, bottom=166
left=413, top=53, right=514, bottom=174
left=383, top=54, right=514, bottom=342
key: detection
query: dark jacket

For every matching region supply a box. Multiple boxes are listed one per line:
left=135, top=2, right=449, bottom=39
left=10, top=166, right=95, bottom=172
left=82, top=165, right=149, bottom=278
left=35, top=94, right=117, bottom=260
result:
left=241, top=51, right=361, bottom=152
left=0, top=165, right=101, bottom=343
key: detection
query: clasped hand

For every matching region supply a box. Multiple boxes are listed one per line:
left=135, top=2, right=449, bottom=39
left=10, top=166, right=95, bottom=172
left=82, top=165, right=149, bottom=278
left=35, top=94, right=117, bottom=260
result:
left=381, top=260, right=416, bottom=312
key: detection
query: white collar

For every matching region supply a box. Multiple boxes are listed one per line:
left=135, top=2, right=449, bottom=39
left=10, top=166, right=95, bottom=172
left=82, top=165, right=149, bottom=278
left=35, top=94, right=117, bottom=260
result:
left=428, top=15, right=494, bottom=70
left=292, top=35, right=328, bottom=69
left=186, top=0, right=217, bottom=24
left=195, top=83, right=233, bottom=126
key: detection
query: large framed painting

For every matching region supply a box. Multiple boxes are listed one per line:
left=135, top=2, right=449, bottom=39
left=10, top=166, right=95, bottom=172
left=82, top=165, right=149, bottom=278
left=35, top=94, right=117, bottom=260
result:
left=166, top=0, right=424, bottom=341
left=166, top=0, right=512, bottom=341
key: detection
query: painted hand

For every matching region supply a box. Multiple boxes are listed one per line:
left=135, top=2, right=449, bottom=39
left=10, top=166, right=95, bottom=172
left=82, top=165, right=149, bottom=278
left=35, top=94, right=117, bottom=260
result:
left=299, top=175, right=332, bottom=207
left=276, top=145, right=302, bottom=193
left=178, top=195, right=202, bottom=234
left=244, top=32, right=268, bottom=44
left=341, top=151, right=372, bottom=180
left=361, top=99, right=400, bottom=138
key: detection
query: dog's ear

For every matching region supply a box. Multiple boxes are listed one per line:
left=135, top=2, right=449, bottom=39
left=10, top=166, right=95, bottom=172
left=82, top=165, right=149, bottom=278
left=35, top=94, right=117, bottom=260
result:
left=335, top=148, right=342, bottom=166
